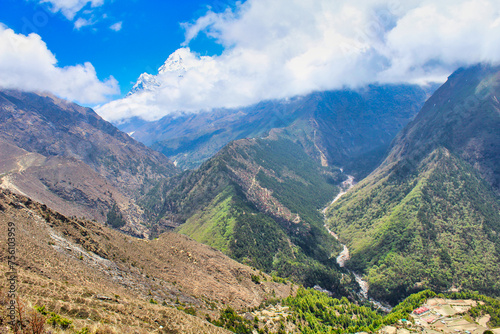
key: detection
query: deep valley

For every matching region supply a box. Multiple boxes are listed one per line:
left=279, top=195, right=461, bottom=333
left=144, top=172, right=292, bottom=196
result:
left=1, top=62, right=500, bottom=334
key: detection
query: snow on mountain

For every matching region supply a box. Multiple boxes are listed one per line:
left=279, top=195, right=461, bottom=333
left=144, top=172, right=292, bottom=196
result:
left=127, top=73, right=161, bottom=95
left=158, top=49, right=189, bottom=74
left=128, top=48, right=197, bottom=96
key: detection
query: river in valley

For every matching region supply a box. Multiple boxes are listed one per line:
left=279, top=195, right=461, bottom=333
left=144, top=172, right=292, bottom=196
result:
left=323, top=173, right=392, bottom=312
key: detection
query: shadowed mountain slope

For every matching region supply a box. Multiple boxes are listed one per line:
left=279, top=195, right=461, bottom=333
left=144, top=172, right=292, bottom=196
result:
left=121, top=84, right=431, bottom=177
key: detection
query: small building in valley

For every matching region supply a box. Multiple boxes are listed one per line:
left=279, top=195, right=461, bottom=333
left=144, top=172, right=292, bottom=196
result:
left=413, top=306, right=430, bottom=315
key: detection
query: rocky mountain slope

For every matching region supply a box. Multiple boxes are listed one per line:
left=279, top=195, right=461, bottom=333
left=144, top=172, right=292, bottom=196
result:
left=385, top=64, right=500, bottom=192
left=0, top=90, right=178, bottom=237
left=120, top=84, right=432, bottom=176
left=0, top=188, right=292, bottom=333
left=325, top=64, right=500, bottom=304
left=141, top=136, right=355, bottom=294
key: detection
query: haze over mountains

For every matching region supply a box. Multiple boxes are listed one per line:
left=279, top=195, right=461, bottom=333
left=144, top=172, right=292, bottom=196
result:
left=117, top=83, right=433, bottom=173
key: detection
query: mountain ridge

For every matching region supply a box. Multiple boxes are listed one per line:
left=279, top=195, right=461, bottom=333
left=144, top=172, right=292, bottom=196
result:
left=119, top=84, right=432, bottom=175
left=139, top=136, right=356, bottom=294
left=0, top=89, right=179, bottom=237
left=384, top=64, right=500, bottom=192
left=325, top=64, right=500, bottom=304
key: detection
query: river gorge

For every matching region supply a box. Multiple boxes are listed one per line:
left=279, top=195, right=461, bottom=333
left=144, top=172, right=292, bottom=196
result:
left=323, top=173, right=392, bottom=312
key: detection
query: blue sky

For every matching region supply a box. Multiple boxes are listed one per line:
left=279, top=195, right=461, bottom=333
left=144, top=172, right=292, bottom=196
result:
left=1, top=0, right=500, bottom=121
left=0, top=0, right=228, bottom=94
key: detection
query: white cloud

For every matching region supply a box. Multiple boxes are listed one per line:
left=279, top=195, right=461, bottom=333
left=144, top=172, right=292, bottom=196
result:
left=0, top=24, right=119, bottom=104
left=74, top=17, right=94, bottom=29
left=38, top=0, right=105, bottom=20
left=97, top=0, right=500, bottom=122
left=109, top=21, right=122, bottom=32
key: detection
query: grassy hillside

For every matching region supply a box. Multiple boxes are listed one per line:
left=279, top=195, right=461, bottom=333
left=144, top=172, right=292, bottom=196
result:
left=178, top=185, right=292, bottom=271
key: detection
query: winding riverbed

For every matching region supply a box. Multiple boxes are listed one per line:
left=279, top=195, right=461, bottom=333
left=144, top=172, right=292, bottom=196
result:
left=323, top=173, right=392, bottom=312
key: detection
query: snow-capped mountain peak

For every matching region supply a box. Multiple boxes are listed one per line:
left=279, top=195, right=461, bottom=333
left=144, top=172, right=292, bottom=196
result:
left=127, top=73, right=161, bottom=96
left=127, top=48, right=195, bottom=96
left=158, top=48, right=190, bottom=74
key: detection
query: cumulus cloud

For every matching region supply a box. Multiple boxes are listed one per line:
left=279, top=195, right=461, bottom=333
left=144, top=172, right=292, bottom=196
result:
left=97, top=0, right=500, bottom=122
left=38, top=0, right=105, bottom=20
left=0, top=24, right=119, bottom=104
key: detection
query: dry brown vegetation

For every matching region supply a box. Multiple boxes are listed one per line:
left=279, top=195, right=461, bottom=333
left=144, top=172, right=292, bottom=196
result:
left=0, top=138, right=148, bottom=238
left=0, top=189, right=293, bottom=333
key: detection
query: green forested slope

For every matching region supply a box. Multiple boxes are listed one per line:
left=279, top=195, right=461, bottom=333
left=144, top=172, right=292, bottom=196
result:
left=325, top=65, right=500, bottom=304
left=214, top=288, right=500, bottom=334
left=327, top=148, right=500, bottom=303
left=142, top=138, right=351, bottom=293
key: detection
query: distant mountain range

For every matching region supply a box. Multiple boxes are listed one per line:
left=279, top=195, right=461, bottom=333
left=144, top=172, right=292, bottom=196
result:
left=118, top=84, right=435, bottom=176
left=127, top=49, right=187, bottom=96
